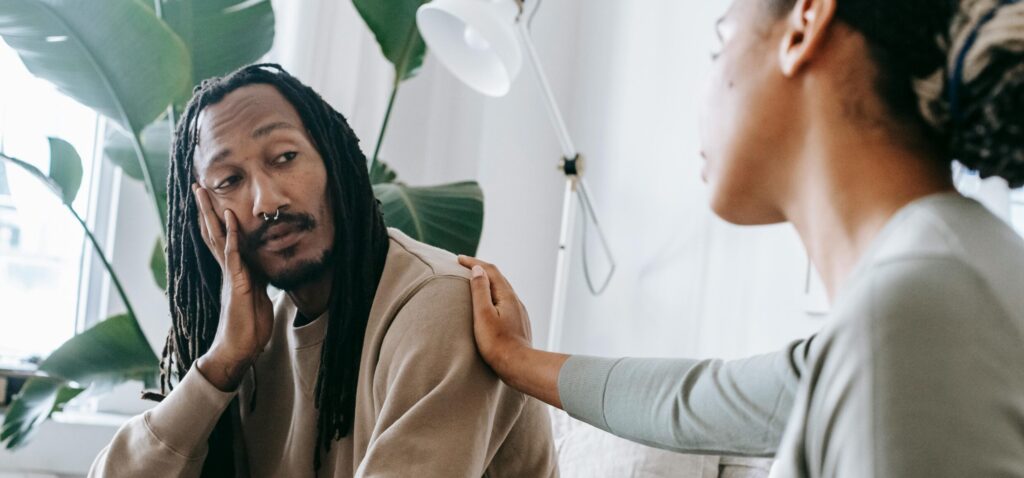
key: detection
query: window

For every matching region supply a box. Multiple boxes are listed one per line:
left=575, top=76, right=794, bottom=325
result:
left=0, top=40, right=103, bottom=366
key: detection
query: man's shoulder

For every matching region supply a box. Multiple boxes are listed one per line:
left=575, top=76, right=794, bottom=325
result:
left=385, top=227, right=472, bottom=282
left=372, top=228, right=474, bottom=339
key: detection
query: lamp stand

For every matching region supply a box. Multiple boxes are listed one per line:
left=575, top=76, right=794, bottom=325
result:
left=515, top=22, right=615, bottom=352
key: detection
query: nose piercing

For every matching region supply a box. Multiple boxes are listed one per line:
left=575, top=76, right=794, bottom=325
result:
left=262, top=208, right=281, bottom=222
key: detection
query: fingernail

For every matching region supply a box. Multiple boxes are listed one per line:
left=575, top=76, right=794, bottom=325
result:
left=472, top=265, right=484, bottom=278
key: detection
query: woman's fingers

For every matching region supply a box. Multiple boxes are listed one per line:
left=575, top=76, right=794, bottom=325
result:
left=469, top=265, right=498, bottom=320
left=458, top=255, right=516, bottom=305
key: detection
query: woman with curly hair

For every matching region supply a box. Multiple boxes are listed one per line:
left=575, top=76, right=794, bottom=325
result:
left=460, top=0, right=1024, bottom=476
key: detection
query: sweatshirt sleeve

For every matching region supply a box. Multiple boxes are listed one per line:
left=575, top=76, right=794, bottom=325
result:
left=557, top=338, right=809, bottom=457
left=356, top=276, right=548, bottom=478
left=88, top=365, right=237, bottom=478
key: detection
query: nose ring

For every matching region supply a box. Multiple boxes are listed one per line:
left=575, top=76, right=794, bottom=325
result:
left=262, top=208, right=281, bottom=222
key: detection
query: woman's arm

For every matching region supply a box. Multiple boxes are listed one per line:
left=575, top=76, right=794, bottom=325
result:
left=458, top=256, right=805, bottom=456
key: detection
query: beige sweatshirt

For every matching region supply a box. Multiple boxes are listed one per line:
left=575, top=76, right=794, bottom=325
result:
left=89, top=228, right=558, bottom=477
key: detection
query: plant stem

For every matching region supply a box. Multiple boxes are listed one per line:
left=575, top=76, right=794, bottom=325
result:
left=66, top=204, right=139, bottom=327
left=129, top=130, right=168, bottom=239
left=371, top=81, right=400, bottom=165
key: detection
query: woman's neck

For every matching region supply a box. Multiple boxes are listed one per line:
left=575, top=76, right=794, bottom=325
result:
left=782, top=127, right=955, bottom=300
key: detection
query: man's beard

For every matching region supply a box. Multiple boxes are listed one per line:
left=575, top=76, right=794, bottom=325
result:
left=238, top=211, right=332, bottom=290
left=259, top=248, right=332, bottom=290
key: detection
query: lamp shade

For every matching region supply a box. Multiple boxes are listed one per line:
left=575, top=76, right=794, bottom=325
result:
left=416, top=0, right=522, bottom=97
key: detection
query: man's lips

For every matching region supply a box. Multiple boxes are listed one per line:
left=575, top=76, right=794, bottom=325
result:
left=260, top=223, right=304, bottom=252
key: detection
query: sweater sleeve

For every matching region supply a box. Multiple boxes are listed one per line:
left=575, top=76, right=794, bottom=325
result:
left=557, top=338, right=809, bottom=457
left=88, top=365, right=237, bottom=478
left=356, top=276, right=549, bottom=478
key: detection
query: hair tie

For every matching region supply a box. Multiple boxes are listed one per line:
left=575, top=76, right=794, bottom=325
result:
left=949, top=0, right=1021, bottom=124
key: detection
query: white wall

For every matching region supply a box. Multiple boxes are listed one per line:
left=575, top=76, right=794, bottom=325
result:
left=364, top=0, right=824, bottom=360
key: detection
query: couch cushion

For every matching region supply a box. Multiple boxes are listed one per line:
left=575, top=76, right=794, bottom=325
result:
left=550, top=409, right=772, bottom=478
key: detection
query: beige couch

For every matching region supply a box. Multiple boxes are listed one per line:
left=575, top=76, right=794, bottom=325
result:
left=550, top=410, right=773, bottom=477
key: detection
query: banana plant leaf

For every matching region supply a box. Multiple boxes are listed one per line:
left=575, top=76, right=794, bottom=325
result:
left=0, top=379, right=84, bottom=449
left=0, top=0, right=190, bottom=136
left=1, top=314, right=158, bottom=449
left=151, top=237, right=167, bottom=291
left=369, top=158, right=399, bottom=185
left=46, top=137, right=83, bottom=205
left=0, top=138, right=80, bottom=203
left=353, top=0, right=429, bottom=81
left=159, top=0, right=275, bottom=104
left=102, top=0, right=276, bottom=219
left=374, top=180, right=484, bottom=256
left=103, top=117, right=172, bottom=220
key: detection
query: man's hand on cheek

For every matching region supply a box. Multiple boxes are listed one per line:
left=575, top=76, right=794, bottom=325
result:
left=192, top=185, right=275, bottom=392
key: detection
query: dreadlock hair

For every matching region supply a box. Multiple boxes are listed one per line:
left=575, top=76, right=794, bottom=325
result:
left=160, top=63, right=390, bottom=475
left=763, top=0, right=1024, bottom=187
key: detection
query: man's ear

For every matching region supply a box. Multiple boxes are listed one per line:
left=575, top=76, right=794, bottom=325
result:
left=778, top=0, right=837, bottom=77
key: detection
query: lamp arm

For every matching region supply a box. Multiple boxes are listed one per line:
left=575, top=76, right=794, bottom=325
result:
left=515, top=21, right=577, bottom=160
left=515, top=18, right=618, bottom=350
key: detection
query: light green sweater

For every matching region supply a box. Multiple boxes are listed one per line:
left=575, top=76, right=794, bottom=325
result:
left=559, top=192, right=1024, bottom=477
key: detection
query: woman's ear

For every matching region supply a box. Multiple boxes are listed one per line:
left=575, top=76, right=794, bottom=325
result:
left=778, top=0, right=837, bottom=77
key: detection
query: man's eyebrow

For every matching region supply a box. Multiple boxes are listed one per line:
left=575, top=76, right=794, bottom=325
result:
left=252, top=121, right=298, bottom=139
left=715, top=16, right=725, bottom=41
left=203, top=122, right=299, bottom=167
left=209, top=148, right=232, bottom=166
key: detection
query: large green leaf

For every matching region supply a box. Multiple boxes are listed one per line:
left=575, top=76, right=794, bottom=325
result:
left=1, top=146, right=69, bottom=201
left=160, top=0, right=275, bottom=101
left=0, top=0, right=191, bottom=135
left=374, top=181, right=485, bottom=256
left=37, top=313, right=158, bottom=388
left=1, top=314, right=158, bottom=449
left=103, top=118, right=171, bottom=221
left=150, top=237, right=167, bottom=291
left=353, top=0, right=429, bottom=81
left=1, top=379, right=83, bottom=449
left=369, top=158, right=398, bottom=185
left=46, top=137, right=82, bottom=205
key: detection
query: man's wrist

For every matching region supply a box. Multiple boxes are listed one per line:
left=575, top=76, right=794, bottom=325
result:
left=196, top=350, right=251, bottom=392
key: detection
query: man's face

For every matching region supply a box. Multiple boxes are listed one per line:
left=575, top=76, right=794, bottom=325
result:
left=193, top=84, right=335, bottom=289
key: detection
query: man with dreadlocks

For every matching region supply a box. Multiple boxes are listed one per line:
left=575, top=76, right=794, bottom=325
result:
left=89, top=64, right=557, bottom=477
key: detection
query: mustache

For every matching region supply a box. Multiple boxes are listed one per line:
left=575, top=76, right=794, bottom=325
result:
left=242, top=211, right=317, bottom=250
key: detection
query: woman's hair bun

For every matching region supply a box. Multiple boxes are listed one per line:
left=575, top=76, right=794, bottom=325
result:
left=943, top=0, right=1024, bottom=188
left=942, top=1, right=1024, bottom=189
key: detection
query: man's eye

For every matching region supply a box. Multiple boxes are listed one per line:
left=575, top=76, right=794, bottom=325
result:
left=215, top=176, right=239, bottom=190
left=275, top=151, right=298, bottom=164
